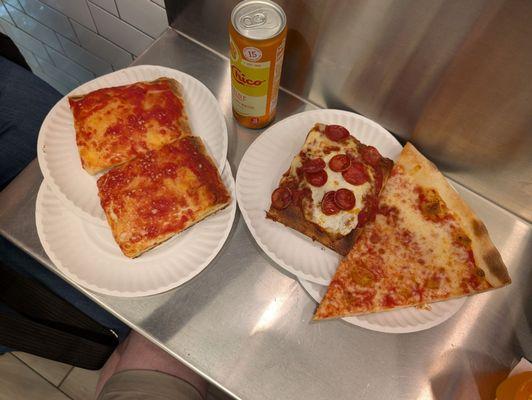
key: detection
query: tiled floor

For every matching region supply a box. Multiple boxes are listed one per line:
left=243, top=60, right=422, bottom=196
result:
left=0, top=351, right=233, bottom=400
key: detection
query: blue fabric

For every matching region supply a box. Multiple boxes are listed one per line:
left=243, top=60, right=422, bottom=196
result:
left=0, top=57, right=61, bottom=190
left=0, top=56, right=129, bottom=353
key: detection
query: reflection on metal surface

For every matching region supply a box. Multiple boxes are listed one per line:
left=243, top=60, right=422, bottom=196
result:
left=251, top=286, right=292, bottom=335
left=167, top=0, right=532, bottom=221
left=0, top=30, right=530, bottom=400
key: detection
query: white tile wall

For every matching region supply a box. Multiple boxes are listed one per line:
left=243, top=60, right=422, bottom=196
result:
left=6, top=3, right=62, bottom=50
left=57, top=34, right=112, bottom=75
left=4, top=0, right=22, bottom=9
left=88, top=2, right=152, bottom=56
left=36, top=54, right=80, bottom=88
left=18, top=0, right=77, bottom=41
left=0, top=1, right=13, bottom=22
left=71, top=19, right=133, bottom=69
left=115, top=0, right=167, bottom=39
left=0, top=0, right=167, bottom=94
left=46, top=45, right=94, bottom=82
left=89, top=0, right=117, bottom=16
left=39, top=0, right=96, bottom=30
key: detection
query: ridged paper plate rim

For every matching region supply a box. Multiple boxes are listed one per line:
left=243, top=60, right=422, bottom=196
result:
left=35, top=161, right=236, bottom=297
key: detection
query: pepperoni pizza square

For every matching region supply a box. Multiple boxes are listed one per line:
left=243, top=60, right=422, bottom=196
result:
left=266, top=123, right=393, bottom=256
left=69, top=78, right=191, bottom=175
left=314, top=143, right=511, bottom=320
left=97, top=136, right=230, bottom=258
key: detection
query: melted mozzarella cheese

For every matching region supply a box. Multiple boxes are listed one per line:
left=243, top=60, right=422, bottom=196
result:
left=305, top=152, right=372, bottom=236
left=290, top=128, right=373, bottom=236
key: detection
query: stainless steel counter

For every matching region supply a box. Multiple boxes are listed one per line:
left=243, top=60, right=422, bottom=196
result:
left=1, top=28, right=530, bottom=400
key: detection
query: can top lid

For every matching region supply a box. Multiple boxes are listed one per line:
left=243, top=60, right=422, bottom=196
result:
left=231, top=0, right=286, bottom=40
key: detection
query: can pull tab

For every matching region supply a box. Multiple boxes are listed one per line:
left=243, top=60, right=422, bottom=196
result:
left=240, top=10, right=267, bottom=28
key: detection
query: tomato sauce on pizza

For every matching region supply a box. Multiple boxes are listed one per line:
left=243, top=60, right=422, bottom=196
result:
left=69, top=78, right=191, bottom=174
left=97, top=136, right=230, bottom=258
left=315, top=143, right=511, bottom=319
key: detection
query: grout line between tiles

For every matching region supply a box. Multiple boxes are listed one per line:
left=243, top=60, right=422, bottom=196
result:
left=151, top=0, right=165, bottom=9
left=3, top=0, right=14, bottom=24
left=77, top=2, right=137, bottom=62
left=55, top=29, right=116, bottom=74
left=85, top=0, right=99, bottom=34
left=57, top=365, right=75, bottom=387
left=42, top=44, right=82, bottom=84
left=88, top=0, right=157, bottom=40
left=67, top=17, right=82, bottom=44
left=11, top=352, right=69, bottom=390
left=12, top=354, right=78, bottom=399
left=55, top=30, right=67, bottom=54
left=113, top=0, right=121, bottom=19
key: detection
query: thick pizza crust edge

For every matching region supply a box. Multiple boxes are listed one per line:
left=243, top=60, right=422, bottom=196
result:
left=266, top=207, right=357, bottom=256
left=119, top=201, right=230, bottom=258
left=400, top=143, right=511, bottom=288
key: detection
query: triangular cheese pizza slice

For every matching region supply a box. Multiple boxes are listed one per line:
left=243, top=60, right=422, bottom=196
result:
left=314, top=143, right=511, bottom=320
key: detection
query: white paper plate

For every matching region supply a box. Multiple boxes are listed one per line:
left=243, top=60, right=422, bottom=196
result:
left=299, top=278, right=466, bottom=333
left=35, top=161, right=236, bottom=297
left=236, top=109, right=403, bottom=285
left=37, top=65, right=228, bottom=226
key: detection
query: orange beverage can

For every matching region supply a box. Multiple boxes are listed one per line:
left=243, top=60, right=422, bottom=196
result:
left=229, top=0, right=287, bottom=129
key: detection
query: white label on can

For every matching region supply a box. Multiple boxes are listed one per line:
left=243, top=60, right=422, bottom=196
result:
left=243, top=47, right=262, bottom=61
left=231, top=88, right=267, bottom=116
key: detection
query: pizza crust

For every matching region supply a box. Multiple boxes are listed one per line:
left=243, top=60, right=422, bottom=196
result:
left=400, top=143, right=511, bottom=287
left=123, top=201, right=229, bottom=258
left=266, top=205, right=357, bottom=256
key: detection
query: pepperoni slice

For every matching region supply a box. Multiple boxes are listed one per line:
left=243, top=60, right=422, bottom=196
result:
left=325, top=125, right=350, bottom=142
left=342, top=162, right=368, bottom=185
left=305, top=170, right=328, bottom=187
left=321, top=191, right=340, bottom=215
left=328, top=154, right=351, bottom=172
left=334, top=188, right=356, bottom=210
left=301, top=158, right=325, bottom=173
left=271, top=187, right=292, bottom=210
left=361, top=146, right=382, bottom=166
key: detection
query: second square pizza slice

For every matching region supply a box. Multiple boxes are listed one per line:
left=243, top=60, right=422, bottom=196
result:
left=97, top=136, right=231, bottom=258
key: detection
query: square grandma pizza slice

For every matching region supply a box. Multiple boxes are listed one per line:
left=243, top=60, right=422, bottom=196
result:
left=97, top=136, right=230, bottom=258
left=69, top=78, right=192, bottom=175
left=266, top=123, right=393, bottom=256
left=314, top=143, right=511, bottom=320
